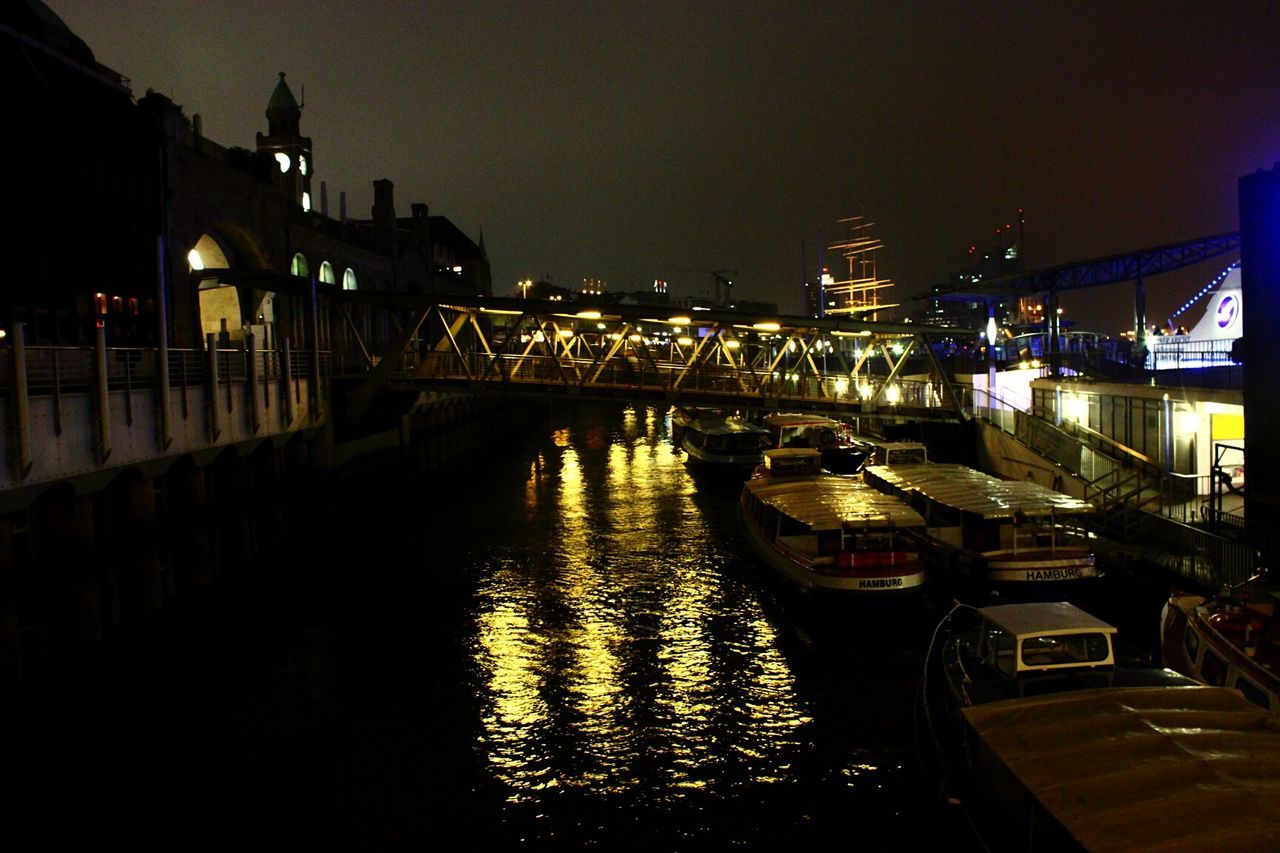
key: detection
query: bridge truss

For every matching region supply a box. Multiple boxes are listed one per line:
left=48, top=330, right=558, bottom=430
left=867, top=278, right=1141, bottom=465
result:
left=340, top=295, right=974, bottom=426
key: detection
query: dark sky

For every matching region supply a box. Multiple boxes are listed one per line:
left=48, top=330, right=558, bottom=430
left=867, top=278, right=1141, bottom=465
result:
left=51, top=1, right=1280, bottom=333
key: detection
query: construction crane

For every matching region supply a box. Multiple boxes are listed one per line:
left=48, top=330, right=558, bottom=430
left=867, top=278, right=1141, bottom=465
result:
left=711, top=269, right=737, bottom=307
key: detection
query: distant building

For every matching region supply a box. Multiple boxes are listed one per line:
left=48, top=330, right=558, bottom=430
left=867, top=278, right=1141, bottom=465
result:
left=6, top=0, right=490, bottom=353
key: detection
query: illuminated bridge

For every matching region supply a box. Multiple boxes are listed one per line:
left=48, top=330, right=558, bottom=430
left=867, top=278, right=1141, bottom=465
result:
left=0, top=292, right=975, bottom=503
left=337, top=294, right=975, bottom=427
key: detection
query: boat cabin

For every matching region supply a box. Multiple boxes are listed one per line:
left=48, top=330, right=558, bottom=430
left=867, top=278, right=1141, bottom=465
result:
left=681, top=414, right=771, bottom=466
left=858, top=438, right=928, bottom=466
left=760, top=447, right=824, bottom=477
left=760, top=414, right=869, bottom=474
left=863, top=463, right=1095, bottom=556
left=971, top=602, right=1115, bottom=676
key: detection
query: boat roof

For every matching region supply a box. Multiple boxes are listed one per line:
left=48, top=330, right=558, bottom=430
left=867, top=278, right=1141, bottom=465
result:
left=688, top=415, right=770, bottom=435
left=761, top=412, right=841, bottom=428
left=962, top=685, right=1280, bottom=851
left=863, top=463, right=1095, bottom=518
left=744, top=474, right=925, bottom=531
left=978, top=601, right=1117, bottom=638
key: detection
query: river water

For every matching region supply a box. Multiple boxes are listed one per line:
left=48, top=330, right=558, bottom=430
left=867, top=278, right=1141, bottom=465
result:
left=14, top=401, right=1022, bottom=849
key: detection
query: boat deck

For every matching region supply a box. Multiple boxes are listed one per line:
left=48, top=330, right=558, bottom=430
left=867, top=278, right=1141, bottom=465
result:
left=962, top=685, right=1280, bottom=850
left=744, top=474, right=925, bottom=531
left=864, top=463, right=1095, bottom=519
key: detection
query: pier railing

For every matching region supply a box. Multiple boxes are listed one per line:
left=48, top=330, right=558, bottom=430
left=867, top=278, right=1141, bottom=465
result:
left=970, top=384, right=1263, bottom=588
left=0, top=329, right=326, bottom=504
left=404, top=349, right=960, bottom=415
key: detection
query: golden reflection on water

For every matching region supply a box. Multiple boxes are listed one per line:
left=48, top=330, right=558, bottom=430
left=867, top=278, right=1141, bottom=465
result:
left=473, top=406, right=811, bottom=800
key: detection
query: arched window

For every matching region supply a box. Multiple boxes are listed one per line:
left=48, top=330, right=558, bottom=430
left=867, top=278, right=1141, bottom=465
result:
left=320, top=261, right=336, bottom=285
left=291, top=253, right=309, bottom=278
left=343, top=268, right=357, bottom=291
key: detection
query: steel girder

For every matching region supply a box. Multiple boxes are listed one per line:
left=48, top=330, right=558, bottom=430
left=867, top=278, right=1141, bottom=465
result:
left=928, top=231, right=1242, bottom=300
left=396, top=304, right=968, bottom=421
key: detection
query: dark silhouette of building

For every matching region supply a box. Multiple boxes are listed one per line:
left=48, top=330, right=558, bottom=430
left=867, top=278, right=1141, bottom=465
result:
left=5, top=0, right=491, bottom=355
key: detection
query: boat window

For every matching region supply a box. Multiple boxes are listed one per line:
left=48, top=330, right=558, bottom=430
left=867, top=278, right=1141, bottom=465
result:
left=983, top=625, right=1018, bottom=676
left=1020, top=633, right=1110, bottom=668
left=1233, top=674, right=1271, bottom=709
left=1201, top=649, right=1228, bottom=686
left=1183, top=627, right=1200, bottom=664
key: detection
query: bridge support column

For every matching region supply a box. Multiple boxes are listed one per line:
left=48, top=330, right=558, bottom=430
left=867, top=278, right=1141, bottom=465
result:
left=10, top=324, right=31, bottom=478
left=206, top=332, right=221, bottom=441
left=247, top=332, right=261, bottom=433
left=94, top=328, right=111, bottom=464
left=1046, top=290, right=1062, bottom=376
left=282, top=337, right=295, bottom=426
left=1133, top=274, right=1147, bottom=353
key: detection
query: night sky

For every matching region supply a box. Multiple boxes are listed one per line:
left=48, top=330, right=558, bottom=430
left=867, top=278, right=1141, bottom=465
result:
left=51, top=1, right=1280, bottom=333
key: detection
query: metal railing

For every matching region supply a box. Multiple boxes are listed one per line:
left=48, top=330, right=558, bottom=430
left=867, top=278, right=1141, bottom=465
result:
left=969, top=381, right=1268, bottom=589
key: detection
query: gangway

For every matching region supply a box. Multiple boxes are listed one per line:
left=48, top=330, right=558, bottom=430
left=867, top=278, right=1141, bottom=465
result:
left=334, top=294, right=975, bottom=426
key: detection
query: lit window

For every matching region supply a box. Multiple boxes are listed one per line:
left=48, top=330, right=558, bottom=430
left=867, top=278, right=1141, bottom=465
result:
left=301, top=192, right=311, bottom=212
left=291, top=253, right=309, bottom=277
left=299, top=154, right=308, bottom=176
left=320, top=261, right=336, bottom=285
left=275, top=152, right=290, bottom=173
left=343, top=269, right=357, bottom=291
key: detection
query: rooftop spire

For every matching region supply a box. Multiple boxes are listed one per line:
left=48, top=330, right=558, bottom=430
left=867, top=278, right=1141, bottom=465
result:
left=266, top=72, right=301, bottom=136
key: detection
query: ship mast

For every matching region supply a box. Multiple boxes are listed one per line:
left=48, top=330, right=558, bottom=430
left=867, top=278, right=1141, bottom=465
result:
left=823, top=216, right=897, bottom=320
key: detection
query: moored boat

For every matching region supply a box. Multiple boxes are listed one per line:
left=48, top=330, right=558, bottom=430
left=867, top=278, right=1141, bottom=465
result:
left=681, top=412, right=770, bottom=474
left=1159, top=577, right=1279, bottom=711
left=917, top=601, right=1280, bottom=852
left=863, top=463, right=1098, bottom=597
left=759, top=412, right=869, bottom=474
left=739, top=448, right=927, bottom=595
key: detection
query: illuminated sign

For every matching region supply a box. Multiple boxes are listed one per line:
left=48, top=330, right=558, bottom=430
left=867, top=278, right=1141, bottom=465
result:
left=1216, top=294, right=1239, bottom=330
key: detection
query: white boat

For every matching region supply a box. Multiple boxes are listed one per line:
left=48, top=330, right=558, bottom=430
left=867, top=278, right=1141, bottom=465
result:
left=1159, top=577, right=1279, bottom=712
left=738, top=448, right=927, bottom=594
left=857, top=437, right=929, bottom=466
left=680, top=413, right=770, bottom=473
left=759, top=412, right=869, bottom=474
left=863, top=462, right=1098, bottom=594
left=927, top=601, right=1191, bottom=708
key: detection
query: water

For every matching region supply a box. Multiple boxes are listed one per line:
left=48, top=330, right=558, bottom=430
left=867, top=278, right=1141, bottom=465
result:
left=11, top=402, right=982, bottom=850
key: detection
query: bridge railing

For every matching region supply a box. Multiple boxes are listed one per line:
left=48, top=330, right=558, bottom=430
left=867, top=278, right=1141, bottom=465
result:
left=410, top=350, right=952, bottom=410
left=0, top=342, right=326, bottom=396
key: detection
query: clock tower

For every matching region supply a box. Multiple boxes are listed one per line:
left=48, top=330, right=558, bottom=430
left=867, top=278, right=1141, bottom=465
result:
left=255, top=72, right=314, bottom=211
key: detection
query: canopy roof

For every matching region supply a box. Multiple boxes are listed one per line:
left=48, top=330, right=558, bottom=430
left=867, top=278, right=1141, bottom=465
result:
left=744, top=474, right=925, bottom=531
left=978, top=601, right=1116, bottom=639
left=761, top=413, right=841, bottom=429
left=688, top=415, right=769, bottom=436
left=962, top=685, right=1280, bottom=851
left=864, top=463, right=1095, bottom=519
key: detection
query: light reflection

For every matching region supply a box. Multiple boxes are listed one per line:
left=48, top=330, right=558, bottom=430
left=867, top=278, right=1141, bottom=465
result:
left=472, top=406, right=813, bottom=803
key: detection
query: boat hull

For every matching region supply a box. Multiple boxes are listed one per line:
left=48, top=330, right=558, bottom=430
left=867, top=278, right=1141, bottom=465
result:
left=1159, top=593, right=1280, bottom=712
left=984, top=547, right=1098, bottom=587
left=737, top=496, right=925, bottom=595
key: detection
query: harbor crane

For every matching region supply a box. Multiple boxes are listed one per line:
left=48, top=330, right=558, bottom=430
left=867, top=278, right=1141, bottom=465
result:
left=711, top=269, right=737, bottom=307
